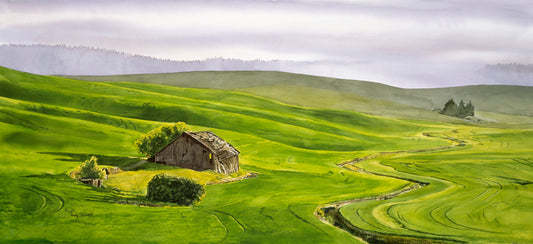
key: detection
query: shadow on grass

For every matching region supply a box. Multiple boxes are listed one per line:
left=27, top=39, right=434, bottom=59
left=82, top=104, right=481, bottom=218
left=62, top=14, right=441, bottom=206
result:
left=38, top=152, right=176, bottom=171
left=29, top=153, right=198, bottom=207
left=8, top=239, right=54, bottom=244
left=20, top=172, right=160, bottom=207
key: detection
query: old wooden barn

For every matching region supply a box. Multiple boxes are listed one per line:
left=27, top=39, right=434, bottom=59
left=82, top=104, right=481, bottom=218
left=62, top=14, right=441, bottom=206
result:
left=154, top=131, right=239, bottom=174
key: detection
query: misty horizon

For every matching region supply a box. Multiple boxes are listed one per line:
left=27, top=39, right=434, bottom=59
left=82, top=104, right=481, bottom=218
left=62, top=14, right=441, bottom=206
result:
left=1, top=43, right=533, bottom=89
left=1, top=1, right=532, bottom=88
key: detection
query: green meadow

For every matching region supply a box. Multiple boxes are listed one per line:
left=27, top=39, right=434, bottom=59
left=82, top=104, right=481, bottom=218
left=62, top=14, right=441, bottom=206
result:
left=67, top=70, right=533, bottom=117
left=1, top=66, right=532, bottom=243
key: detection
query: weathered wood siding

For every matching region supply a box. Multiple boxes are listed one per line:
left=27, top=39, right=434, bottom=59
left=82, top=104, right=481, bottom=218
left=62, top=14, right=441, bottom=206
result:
left=155, top=132, right=239, bottom=174
left=155, top=134, right=214, bottom=171
left=218, top=155, right=239, bottom=174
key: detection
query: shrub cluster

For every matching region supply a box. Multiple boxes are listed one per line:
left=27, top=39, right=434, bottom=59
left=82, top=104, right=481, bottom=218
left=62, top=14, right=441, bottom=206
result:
left=146, top=174, right=205, bottom=206
left=438, top=99, right=475, bottom=118
left=135, top=122, right=191, bottom=159
left=72, top=156, right=106, bottom=180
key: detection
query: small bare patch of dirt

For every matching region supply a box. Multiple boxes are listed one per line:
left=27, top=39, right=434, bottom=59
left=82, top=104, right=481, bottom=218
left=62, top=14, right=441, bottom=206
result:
left=207, top=172, right=258, bottom=185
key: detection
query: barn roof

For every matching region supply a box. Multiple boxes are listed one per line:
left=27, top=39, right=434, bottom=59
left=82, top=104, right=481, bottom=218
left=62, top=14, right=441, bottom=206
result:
left=185, top=131, right=240, bottom=160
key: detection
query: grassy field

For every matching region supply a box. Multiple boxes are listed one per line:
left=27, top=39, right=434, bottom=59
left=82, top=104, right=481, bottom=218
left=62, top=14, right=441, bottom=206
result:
left=2, top=66, right=532, bottom=243
left=340, top=128, right=533, bottom=243
left=66, top=71, right=533, bottom=116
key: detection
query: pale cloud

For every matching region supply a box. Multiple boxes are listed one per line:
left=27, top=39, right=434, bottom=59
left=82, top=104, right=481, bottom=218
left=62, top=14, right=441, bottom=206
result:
left=0, top=0, right=532, bottom=87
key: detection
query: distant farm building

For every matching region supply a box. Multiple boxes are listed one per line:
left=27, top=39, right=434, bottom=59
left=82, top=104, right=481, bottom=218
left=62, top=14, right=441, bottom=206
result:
left=154, top=131, right=239, bottom=174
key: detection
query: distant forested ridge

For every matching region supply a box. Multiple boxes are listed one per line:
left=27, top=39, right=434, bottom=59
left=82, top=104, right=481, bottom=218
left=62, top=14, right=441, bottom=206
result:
left=482, top=63, right=533, bottom=84
left=0, top=44, right=293, bottom=75
left=485, top=63, right=533, bottom=73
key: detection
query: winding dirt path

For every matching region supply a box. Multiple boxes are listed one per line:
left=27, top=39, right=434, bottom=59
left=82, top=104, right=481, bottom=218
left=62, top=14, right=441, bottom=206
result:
left=315, top=131, right=469, bottom=243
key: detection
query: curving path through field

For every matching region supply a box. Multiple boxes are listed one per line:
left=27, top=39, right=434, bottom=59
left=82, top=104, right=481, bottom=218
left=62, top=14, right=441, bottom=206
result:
left=315, top=130, right=474, bottom=243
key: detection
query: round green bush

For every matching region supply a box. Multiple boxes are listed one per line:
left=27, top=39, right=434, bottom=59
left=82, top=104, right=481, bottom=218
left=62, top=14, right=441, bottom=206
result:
left=146, top=174, right=205, bottom=205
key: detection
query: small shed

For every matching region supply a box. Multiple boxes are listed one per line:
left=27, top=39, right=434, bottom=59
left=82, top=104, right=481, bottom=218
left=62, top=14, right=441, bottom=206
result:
left=154, top=131, right=239, bottom=174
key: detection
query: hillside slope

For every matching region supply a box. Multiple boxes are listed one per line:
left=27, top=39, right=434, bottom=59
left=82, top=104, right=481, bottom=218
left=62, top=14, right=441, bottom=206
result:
left=1, top=66, right=532, bottom=243
left=65, top=71, right=533, bottom=116
left=0, top=65, right=447, bottom=243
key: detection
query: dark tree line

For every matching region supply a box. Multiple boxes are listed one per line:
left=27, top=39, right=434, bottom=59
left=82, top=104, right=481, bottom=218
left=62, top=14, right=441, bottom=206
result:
left=437, top=99, right=475, bottom=118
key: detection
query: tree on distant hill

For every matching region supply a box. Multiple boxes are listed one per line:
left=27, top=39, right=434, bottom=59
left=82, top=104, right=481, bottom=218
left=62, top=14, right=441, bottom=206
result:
left=440, top=99, right=459, bottom=117
left=464, top=101, right=475, bottom=117
left=438, top=99, right=475, bottom=118
left=135, top=122, right=191, bottom=160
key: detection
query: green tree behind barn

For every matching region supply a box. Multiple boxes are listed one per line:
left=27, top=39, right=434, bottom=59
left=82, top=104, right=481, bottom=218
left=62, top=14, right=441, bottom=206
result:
left=135, top=122, right=191, bottom=160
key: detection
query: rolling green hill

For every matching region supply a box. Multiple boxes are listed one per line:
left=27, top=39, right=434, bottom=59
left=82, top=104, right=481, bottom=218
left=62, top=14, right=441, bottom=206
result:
left=0, top=66, right=443, bottom=243
left=65, top=71, right=533, bottom=117
left=2, top=66, right=532, bottom=243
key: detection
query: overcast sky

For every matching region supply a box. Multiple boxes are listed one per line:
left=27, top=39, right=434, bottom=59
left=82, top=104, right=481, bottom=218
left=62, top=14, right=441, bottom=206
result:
left=1, top=0, right=532, bottom=88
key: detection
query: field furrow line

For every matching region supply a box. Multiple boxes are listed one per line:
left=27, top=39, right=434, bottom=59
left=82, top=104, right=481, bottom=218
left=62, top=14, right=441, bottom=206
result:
left=443, top=208, right=501, bottom=234
left=288, top=204, right=328, bottom=235
left=211, top=210, right=247, bottom=238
